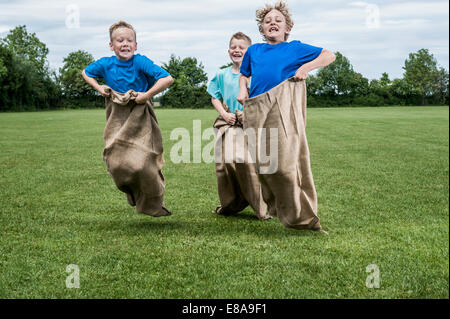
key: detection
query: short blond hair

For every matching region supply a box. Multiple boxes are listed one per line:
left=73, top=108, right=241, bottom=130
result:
left=256, top=1, right=294, bottom=41
left=229, top=32, right=252, bottom=47
left=109, top=20, right=136, bottom=41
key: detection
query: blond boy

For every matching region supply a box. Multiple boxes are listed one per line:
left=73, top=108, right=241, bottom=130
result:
left=237, top=2, right=336, bottom=232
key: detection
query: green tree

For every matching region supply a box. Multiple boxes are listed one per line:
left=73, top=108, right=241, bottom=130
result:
left=161, top=55, right=210, bottom=108
left=366, top=73, right=393, bottom=105
left=59, top=50, right=95, bottom=99
left=0, top=26, right=60, bottom=110
left=432, top=67, right=449, bottom=105
left=161, top=73, right=210, bottom=108
left=0, top=45, right=16, bottom=110
left=353, top=72, right=370, bottom=97
left=403, top=48, right=441, bottom=105
left=1, top=25, right=49, bottom=74
left=162, top=54, right=208, bottom=87
left=379, top=72, right=391, bottom=87
left=306, top=74, right=322, bottom=96
left=0, top=44, right=54, bottom=110
left=0, top=50, right=7, bottom=81
left=316, top=52, right=360, bottom=96
left=310, top=52, right=372, bottom=106
left=389, top=78, right=413, bottom=105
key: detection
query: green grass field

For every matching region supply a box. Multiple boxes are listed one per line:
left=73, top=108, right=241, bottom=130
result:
left=0, top=106, right=448, bottom=298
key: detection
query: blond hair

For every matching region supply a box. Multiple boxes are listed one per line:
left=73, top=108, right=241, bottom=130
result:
left=256, top=1, right=294, bottom=41
left=109, top=20, right=136, bottom=41
left=229, top=32, right=252, bottom=47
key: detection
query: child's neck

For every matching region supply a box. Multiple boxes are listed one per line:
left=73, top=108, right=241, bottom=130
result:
left=232, top=61, right=241, bottom=73
left=116, top=55, right=134, bottom=62
left=266, top=36, right=286, bottom=45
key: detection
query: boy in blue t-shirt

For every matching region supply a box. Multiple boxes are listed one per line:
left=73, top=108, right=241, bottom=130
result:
left=82, top=20, right=173, bottom=104
left=237, top=1, right=336, bottom=233
left=207, top=32, right=269, bottom=220
left=81, top=20, right=174, bottom=217
left=237, top=2, right=335, bottom=102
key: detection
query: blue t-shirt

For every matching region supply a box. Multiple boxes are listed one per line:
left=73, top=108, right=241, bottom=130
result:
left=207, top=66, right=243, bottom=113
left=84, top=54, right=170, bottom=93
left=240, top=40, right=323, bottom=98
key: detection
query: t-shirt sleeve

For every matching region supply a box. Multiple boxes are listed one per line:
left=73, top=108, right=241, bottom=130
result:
left=240, top=48, right=252, bottom=77
left=139, top=55, right=170, bottom=80
left=84, top=58, right=106, bottom=79
left=294, top=41, right=323, bottom=64
left=207, top=72, right=222, bottom=99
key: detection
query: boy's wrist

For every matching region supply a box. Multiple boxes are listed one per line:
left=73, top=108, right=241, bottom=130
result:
left=144, top=91, right=153, bottom=100
left=298, top=65, right=310, bottom=73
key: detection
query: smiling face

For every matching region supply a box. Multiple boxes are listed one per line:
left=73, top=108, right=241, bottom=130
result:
left=109, top=27, right=137, bottom=61
left=262, top=9, right=291, bottom=44
left=228, top=38, right=250, bottom=64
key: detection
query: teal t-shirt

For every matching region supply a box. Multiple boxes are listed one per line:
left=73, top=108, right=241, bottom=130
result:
left=207, top=66, right=242, bottom=113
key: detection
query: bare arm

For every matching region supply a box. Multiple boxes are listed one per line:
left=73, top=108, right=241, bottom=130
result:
left=81, top=69, right=110, bottom=97
left=135, top=75, right=174, bottom=104
left=237, top=74, right=250, bottom=105
left=294, top=49, right=336, bottom=80
left=211, top=97, right=236, bottom=125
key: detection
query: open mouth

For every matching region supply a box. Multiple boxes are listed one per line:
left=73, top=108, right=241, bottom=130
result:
left=269, top=27, right=278, bottom=32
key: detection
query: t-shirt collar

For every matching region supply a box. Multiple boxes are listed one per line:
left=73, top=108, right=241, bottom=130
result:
left=113, top=54, right=135, bottom=66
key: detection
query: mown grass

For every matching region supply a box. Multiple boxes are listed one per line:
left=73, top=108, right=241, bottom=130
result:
left=0, top=106, right=448, bottom=298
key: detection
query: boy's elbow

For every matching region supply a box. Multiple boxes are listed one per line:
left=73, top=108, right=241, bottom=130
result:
left=324, top=49, right=336, bottom=63
left=166, top=75, right=174, bottom=86
left=81, top=69, right=90, bottom=81
left=319, top=49, right=335, bottom=67
left=330, top=52, right=336, bottom=63
left=239, top=74, right=249, bottom=84
left=81, top=69, right=93, bottom=81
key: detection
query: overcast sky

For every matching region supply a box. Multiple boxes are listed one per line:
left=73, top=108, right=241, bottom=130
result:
left=0, top=0, right=448, bottom=81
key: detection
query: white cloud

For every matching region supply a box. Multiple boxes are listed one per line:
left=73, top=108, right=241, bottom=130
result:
left=0, top=0, right=448, bottom=80
left=0, top=25, right=11, bottom=33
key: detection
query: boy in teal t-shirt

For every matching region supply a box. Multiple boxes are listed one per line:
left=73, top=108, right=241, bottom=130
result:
left=207, top=63, right=242, bottom=118
left=207, top=33, right=250, bottom=123
left=208, top=32, right=269, bottom=220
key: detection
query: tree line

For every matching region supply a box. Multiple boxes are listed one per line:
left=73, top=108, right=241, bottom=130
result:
left=0, top=25, right=448, bottom=111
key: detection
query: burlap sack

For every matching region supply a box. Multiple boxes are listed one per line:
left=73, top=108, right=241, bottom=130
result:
left=243, top=78, right=322, bottom=230
left=213, top=106, right=268, bottom=220
left=102, top=88, right=171, bottom=217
